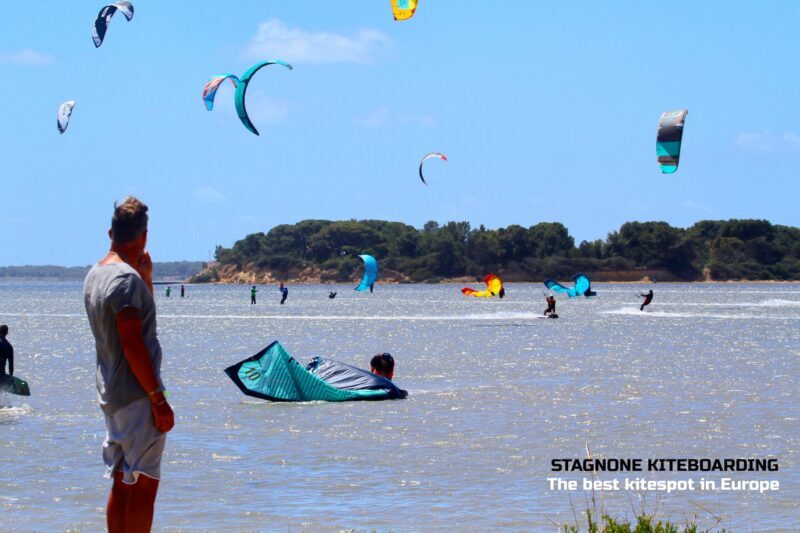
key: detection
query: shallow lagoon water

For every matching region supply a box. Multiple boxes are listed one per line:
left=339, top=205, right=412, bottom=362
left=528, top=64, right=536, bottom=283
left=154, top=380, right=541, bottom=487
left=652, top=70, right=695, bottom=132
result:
left=0, top=282, right=798, bottom=531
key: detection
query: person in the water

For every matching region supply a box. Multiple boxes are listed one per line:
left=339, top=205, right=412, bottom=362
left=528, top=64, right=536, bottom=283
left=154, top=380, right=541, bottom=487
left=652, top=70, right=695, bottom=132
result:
left=279, top=282, right=288, bottom=305
left=369, top=283, right=374, bottom=293
left=328, top=291, right=337, bottom=299
left=640, top=289, right=654, bottom=311
left=544, top=295, right=556, bottom=316
left=0, top=325, right=14, bottom=377
left=180, top=284, right=185, bottom=298
left=250, top=286, right=257, bottom=305
left=165, top=286, right=171, bottom=298
left=370, top=353, right=395, bottom=380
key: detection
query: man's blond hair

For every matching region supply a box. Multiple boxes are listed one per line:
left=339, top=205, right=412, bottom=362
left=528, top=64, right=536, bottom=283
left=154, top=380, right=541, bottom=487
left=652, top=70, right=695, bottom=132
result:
left=111, top=196, right=149, bottom=244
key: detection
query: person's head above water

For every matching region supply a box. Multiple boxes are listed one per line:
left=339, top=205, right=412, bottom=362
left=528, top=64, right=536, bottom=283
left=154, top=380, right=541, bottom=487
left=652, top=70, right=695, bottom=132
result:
left=109, top=196, right=148, bottom=253
left=0, top=324, right=7, bottom=337
left=370, top=353, right=395, bottom=380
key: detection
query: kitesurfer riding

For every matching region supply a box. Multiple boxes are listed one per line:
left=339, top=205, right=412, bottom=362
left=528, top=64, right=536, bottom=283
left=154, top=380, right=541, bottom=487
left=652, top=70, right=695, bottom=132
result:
left=544, top=295, right=556, bottom=316
left=370, top=353, right=395, bottom=380
left=640, top=289, right=654, bottom=311
left=0, top=325, right=14, bottom=377
left=279, top=282, right=288, bottom=304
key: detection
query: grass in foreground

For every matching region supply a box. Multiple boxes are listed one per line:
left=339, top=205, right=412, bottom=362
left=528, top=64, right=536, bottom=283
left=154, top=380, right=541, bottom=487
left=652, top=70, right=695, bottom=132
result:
left=562, top=509, right=730, bottom=533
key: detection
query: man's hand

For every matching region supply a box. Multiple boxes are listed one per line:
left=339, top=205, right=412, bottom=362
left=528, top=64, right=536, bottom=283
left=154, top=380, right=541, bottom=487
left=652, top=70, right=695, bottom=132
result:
left=135, top=251, right=154, bottom=294
left=149, top=391, right=174, bottom=433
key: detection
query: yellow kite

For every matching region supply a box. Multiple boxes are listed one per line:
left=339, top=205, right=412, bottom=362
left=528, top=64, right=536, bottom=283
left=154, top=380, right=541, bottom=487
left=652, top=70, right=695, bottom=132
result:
left=461, top=274, right=505, bottom=298
left=391, top=0, right=418, bottom=21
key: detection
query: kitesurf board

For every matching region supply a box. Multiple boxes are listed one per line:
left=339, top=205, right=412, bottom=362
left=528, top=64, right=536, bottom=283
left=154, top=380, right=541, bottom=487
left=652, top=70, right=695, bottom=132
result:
left=0, top=375, right=30, bottom=396
left=539, top=314, right=559, bottom=319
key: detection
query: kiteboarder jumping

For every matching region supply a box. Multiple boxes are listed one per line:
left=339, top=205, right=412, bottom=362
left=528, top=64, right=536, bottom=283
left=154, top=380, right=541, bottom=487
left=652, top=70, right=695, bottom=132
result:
left=544, top=295, right=557, bottom=316
left=640, top=289, right=654, bottom=311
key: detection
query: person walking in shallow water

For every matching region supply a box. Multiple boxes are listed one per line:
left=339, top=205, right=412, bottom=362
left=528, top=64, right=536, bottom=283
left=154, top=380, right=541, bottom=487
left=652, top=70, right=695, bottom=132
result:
left=180, top=284, right=185, bottom=298
left=250, top=286, right=258, bottom=305
left=640, top=289, right=654, bottom=311
left=279, top=282, right=288, bottom=305
left=165, top=286, right=171, bottom=298
left=83, top=196, right=174, bottom=533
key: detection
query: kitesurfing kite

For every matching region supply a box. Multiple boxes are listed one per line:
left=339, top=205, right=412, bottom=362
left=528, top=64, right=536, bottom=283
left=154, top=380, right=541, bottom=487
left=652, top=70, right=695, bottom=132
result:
left=391, top=0, right=419, bottom=20
left=461, top=274, right=505, bottom=298
left=656, top=109, right=688, bottom=174
left=235, top=60, right=293, bottom=135
left=224, top=341, right=407, bottom=402
left=355, top=254, right=378, bottom=292
left=92, top=1, right=134, bottom=48
left=202, top=74, right=239, bottom=111
left=57, top=100, right=76, bottom=134
left=419, top=152, right=447, bottom=185
left=543, top=273, right=596, bottom=298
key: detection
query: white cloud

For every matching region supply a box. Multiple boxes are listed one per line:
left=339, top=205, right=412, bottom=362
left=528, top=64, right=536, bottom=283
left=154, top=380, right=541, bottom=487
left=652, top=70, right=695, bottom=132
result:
left=245, top=19, right=389, bottom=64
left=0, top=49, right=54, bottom=65
left=736, top=130, right=800, bottom=153
left=195, top=186, right=226, bottom=204
left=681, top=199, right=715, bottom=215
left=354, top=107, right=436, bottom=128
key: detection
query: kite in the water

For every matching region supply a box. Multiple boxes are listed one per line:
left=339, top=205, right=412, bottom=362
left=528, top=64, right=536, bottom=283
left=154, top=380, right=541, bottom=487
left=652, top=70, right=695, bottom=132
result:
left=203, top=74, right=239, bottom=111
left=419, top=152, right=447, bottom=185
left=656, top=109, right=688, bottom=174
left=543, top=273, right=596, bottom=298
left=57, top=100, right=76, bottom=134
left=92, top=2, right=134, bottom=48
left=235, top=60, right=293, bottom=135
left=224, top=341, right=407, bottom=402
left=355, top=254, right=378, bottom=292
left=391, top=0, right=419, bottom=20
left=461, top=274, right=505, bottom=298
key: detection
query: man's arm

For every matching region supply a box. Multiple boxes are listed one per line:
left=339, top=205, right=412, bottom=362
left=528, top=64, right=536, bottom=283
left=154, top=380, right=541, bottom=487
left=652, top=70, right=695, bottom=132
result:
left=8, top=344, right=12, bottom=376
left=115, top=307, right=174, bottom=432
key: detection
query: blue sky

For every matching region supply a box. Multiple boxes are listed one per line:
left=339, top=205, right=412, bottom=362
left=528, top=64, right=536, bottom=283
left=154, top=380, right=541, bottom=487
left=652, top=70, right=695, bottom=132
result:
left=1, top=1, right=799, bottom=265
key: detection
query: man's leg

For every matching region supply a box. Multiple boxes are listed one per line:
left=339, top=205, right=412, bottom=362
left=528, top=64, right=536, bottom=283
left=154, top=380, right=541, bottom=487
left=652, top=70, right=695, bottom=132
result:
left=108, top=472, right=160, bottom=533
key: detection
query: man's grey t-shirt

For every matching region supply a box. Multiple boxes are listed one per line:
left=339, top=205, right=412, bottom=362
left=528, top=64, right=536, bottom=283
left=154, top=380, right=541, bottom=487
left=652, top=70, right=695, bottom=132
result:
left=83, top=262, right=163, bottom=414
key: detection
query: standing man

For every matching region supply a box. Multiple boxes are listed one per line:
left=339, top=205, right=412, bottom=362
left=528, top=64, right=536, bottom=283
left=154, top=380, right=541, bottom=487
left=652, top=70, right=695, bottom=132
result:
left=250, top=285, right=258, bottom=305
left=165, top=286, right=171, bottom=298
left=83, top=197, right=174, bottom=533
left=0, top=325, right=13, bottom=377
left=180, top=284, right=185, bottom=298
left=279, top=282, right=289, bottom=305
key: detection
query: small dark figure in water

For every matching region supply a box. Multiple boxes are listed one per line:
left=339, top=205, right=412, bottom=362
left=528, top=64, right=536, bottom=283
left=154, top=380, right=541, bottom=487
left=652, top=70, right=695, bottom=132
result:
left=250, top=286, right=258, bottom=305
left=165, top=286, right=171, bottom=298
left=498, top=287, right=505, bottom=299
left=640, top=289, right=654, bottom=311
left=279, top=282, right=289, bottom=305
left=328, top=292, right=337, bottom=299
left=180, top=284, right=185, bottom=298
left=369, top=283, right=374, bottom=293
left=0, top=325, right=14, bottom=377
left=544, top=295, right=556, bottom=316
left=370, top=353, right=395, bottom=380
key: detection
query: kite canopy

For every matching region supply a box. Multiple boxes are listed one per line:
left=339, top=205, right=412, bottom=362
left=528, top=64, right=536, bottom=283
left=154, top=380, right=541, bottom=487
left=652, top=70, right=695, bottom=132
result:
left=391, top=0, right=419, bottom=20
left=57, top=100, right=76, bottom=134
left=234, top=60, right=293, bottom=135
left=203, top=74, right=240, bottom=111
left=355, top=254, right=378, bottom=292
left=419, top=152, right=447, bottom=185
left=224, top=341, right=406, bottom=402
left=92, top=2, right=134, bottom=48
left=656, top=109, right=688, bottom=174
left=461, top=274, right=504, bottom=298
left=543, top=273, right=596, bottom=298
